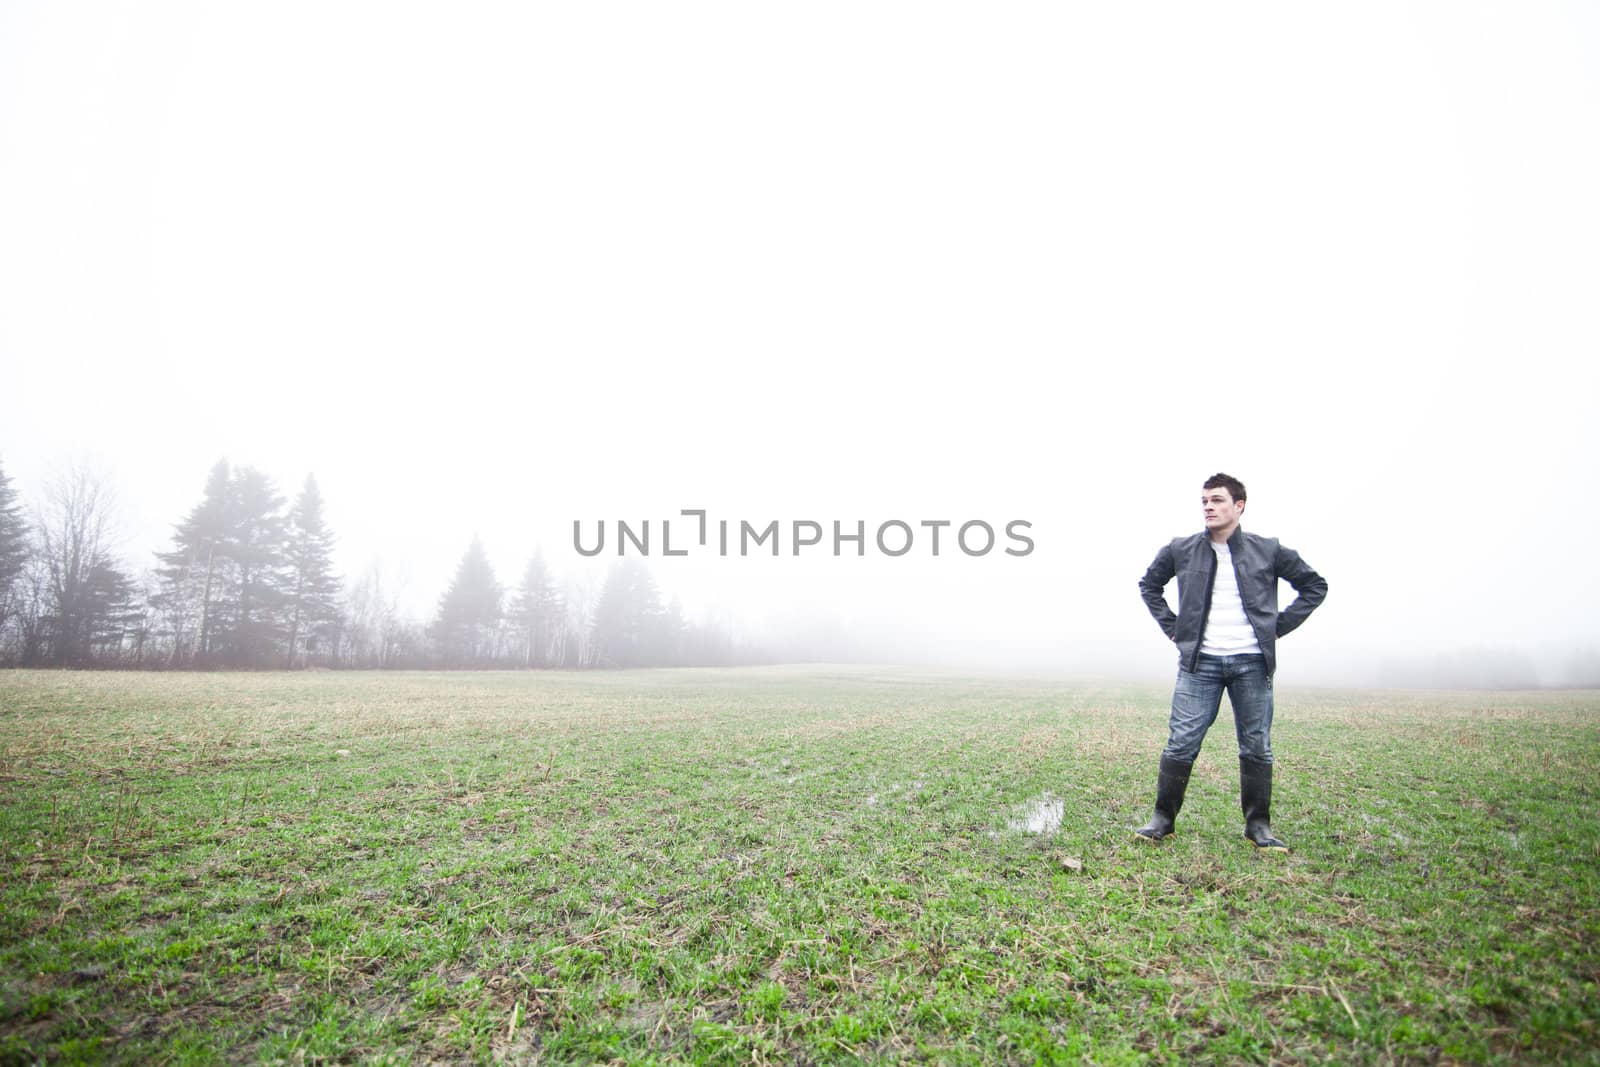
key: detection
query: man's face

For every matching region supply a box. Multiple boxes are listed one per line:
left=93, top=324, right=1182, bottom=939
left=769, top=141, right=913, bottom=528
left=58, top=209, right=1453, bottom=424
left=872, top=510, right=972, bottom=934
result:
left=1202, top=487, right=1244, bottom=534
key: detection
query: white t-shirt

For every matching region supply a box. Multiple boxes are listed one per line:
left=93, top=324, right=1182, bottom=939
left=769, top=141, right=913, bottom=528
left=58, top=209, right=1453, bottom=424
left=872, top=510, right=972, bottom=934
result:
left=1200, top=540, right=1263, bottom=656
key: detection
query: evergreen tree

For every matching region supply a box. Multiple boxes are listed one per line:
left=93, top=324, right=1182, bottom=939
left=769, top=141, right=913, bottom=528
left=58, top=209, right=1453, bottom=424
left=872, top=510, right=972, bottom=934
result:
left=219, top=467, right=288, bottom=666
left=283, top=475, right=342, bottom=667
left=430, top=537, right=501, bottom=666
left=152, top=460, right=236, bottom=663
left=153, top=461, right=291, bottom=666
left=652, top=595, right=687, bottom=665
left=510, top=550, right=564, bottom=668
left=79, top=558, right=142, bottom=661
left=590, top=559, right=664, bottom=667
left=0, top=456, right=28, bottom=635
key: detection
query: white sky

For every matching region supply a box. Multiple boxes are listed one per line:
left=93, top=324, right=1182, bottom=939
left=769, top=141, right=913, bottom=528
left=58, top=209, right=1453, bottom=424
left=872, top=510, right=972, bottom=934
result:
left=3, top=2, right=1598, bottom=682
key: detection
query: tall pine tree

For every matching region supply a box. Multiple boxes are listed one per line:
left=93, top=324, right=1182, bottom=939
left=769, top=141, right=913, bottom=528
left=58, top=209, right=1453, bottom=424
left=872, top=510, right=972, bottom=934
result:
left=283, top=475, right=342, bottom=667
left=510, top=551, right=564, bottom=668
left=590, top=559, right=665, bottom=668
left=218, top=467, right=288, bottom=667
left=153, top=460, right=236, bottom=664
left=430, top=537, right=502, bottom=666
left=0, top=456, right=28, bottom=636
left=153, top=461, right=291, bottom=666
left=79, top=559, right=143, bottom=662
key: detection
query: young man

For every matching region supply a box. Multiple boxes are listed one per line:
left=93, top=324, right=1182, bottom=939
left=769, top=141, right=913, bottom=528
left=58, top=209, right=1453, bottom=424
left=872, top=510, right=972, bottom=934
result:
left=1135, top=473, right=1327, bottom=852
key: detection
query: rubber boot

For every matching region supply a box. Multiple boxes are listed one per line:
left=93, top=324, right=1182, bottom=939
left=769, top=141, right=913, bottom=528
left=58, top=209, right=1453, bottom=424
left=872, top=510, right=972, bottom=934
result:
left=1240, top=756, right=1289, bottom=852
left=1134, top=756, right=1192, bottom=842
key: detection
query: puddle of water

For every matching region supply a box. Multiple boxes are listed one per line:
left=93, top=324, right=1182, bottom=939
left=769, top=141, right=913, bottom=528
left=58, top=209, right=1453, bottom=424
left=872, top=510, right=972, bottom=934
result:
left=1006, top=793, right=1065, bottom=835
left=861, top=780, right=929, bottom=811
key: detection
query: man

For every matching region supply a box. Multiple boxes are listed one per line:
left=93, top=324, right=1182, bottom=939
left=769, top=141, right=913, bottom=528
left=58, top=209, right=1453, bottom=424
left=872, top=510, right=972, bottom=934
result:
left=1135, top=473, right=1327, bottom=852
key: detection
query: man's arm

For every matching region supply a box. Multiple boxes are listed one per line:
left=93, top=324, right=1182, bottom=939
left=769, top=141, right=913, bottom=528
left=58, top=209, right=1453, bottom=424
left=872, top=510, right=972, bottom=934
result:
left=1274, top=545, right=1327, bottom=637
left=1139, top=543, right=1178, bottom=639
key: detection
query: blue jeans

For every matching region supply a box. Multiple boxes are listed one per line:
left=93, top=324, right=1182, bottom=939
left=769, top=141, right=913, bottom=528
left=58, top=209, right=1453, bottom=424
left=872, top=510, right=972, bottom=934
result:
left=1163, top=653, right=1274, bottom=764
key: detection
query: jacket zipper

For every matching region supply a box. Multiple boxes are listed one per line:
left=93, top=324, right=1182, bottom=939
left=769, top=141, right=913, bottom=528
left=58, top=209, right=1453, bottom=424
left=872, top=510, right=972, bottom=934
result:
left=1192, top=538, right=1218, bottom=672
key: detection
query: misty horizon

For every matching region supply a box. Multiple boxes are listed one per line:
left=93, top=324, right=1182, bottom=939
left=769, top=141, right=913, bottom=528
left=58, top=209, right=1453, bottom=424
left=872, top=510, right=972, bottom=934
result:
left=2, top=450, right=1595, bottom=689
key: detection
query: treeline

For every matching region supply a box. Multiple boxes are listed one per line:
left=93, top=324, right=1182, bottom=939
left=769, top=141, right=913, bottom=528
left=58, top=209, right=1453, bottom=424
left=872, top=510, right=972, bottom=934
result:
left=0, top=457, right=754, bottom=670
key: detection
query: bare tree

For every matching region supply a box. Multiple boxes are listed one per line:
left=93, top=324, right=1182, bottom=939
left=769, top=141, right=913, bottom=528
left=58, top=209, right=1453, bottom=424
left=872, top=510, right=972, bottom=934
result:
left=342, top=563, right=383, bottom=668
left=562, top=571, right=598, bottom=668
left=342, top=558, right=408, bottom=668
left=34, top=461, right=132, bottom=666
left=8, top=549, right=49, bottom=665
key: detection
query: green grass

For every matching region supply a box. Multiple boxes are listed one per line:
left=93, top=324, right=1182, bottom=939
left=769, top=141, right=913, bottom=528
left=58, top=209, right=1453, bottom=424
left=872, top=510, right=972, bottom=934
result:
left=1, top=666, right=1597, bottom=1065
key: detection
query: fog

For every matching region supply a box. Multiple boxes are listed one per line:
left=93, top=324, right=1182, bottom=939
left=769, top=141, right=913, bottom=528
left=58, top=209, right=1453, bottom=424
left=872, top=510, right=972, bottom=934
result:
left=3, top=3, right=1598, bottom=686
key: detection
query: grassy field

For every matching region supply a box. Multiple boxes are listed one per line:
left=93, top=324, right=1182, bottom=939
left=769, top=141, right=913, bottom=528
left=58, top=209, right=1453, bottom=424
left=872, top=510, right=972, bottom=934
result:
left=1, top=667, right=1597, bottom=1065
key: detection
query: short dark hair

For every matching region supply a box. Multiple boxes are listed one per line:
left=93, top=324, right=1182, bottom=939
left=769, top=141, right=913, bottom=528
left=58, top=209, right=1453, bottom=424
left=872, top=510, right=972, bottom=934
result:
left=1203, top=473, right=1247, bottom=503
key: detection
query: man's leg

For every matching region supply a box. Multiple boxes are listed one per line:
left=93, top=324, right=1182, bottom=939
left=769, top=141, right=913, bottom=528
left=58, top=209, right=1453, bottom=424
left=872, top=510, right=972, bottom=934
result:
left=1135, top=656, right=1224, bottom=842
left=1227, top=655, right=1287, bottom=852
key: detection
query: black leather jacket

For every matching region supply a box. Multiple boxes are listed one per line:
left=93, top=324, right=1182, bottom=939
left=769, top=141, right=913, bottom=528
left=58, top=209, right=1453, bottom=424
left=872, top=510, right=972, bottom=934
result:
left=1139, top=526, right=1327, bottom=677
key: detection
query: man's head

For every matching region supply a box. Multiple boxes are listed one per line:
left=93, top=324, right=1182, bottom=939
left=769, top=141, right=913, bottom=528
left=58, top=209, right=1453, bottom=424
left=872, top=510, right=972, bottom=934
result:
left=1201, top=473, right=1246, bottom=541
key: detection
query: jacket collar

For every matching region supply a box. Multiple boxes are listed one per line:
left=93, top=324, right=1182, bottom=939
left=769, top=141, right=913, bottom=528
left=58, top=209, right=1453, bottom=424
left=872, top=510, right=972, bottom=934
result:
left=1200, top=525, right=1246, bottom=549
